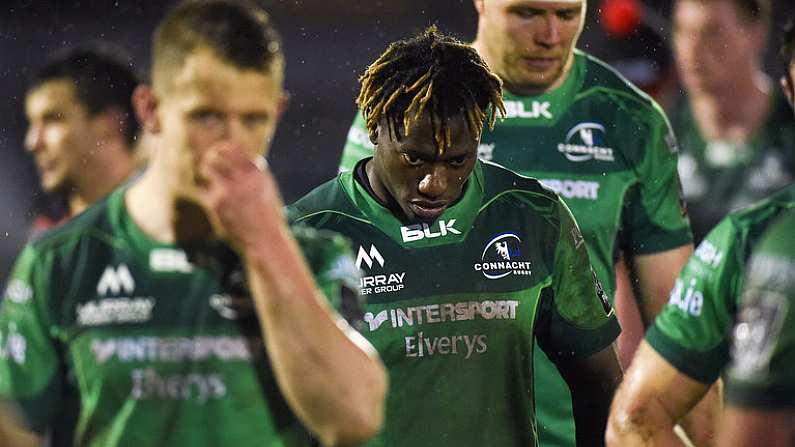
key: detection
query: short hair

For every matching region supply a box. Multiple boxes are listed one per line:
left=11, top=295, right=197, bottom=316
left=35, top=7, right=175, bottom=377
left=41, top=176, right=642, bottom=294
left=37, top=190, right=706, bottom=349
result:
left=28, top=45, right=140, bottom=146
left=677, top=0, right=771, bottom=25
left=357, top=26, right=505, bottom=153
left=152, top=0, right=283, bottom=90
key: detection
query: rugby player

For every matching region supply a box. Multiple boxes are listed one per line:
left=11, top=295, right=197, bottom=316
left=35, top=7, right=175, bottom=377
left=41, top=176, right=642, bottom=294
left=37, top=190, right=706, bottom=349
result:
left=671, top=0, right=795, bottom=243
left=0, top=1, right=386, bottom=446
left=339, top=1, right=693, bottom=445
left=290, top=26, right=623, bottom=447
left=717, top=210, right=795, bottom=446
left=607, top=18, right=795, bottom=446
left=24, top=46, right=141, bottom=234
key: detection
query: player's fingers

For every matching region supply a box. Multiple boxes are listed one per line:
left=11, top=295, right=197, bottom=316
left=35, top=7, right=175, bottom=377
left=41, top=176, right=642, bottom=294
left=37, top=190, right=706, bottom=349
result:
left=201, top=148, right=235, bottom=180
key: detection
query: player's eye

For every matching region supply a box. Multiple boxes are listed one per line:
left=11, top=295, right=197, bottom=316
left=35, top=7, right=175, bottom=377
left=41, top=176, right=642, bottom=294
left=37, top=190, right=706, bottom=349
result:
left=189, top=110, right=224, bottom=129
left=510, top=7, right=541, bottom=19
left=41, top=111, right=64, bottom=123
left=448, top=156, right=467, bottom=167
left=401, top=153, right=423, bottom=166
left=556, top=9, right=579, bottom=21
left=241, top=113, right=269, bottom=129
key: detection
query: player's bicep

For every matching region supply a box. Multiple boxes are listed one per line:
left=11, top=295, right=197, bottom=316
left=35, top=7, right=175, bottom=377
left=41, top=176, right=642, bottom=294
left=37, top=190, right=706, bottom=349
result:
left=0, top=247, right=62, bottom=434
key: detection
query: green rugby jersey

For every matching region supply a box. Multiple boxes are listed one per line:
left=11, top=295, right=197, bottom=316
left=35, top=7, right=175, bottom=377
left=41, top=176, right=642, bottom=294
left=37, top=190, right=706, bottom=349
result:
left=340, top=50, right=691, bottom=447
left=288, top=158, right=620, bottom=447
left=0, top=187, right=361, bottom=447
left=673, top=93, right=795, bottom=242
left=646, top=184, right=795, bottom=383
left=725, top=210, right=795, bottom=408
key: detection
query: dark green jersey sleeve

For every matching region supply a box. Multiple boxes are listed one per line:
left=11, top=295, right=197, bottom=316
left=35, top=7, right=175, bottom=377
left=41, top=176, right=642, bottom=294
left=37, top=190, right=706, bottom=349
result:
left=725, top=212, right=795, bottom=409
left=537, top=198, right=621, bottom=360
left=338, top=113, right=373, bottom=173
left=621, top=106, right=692, bottom=255
left=646, top=217, right=739, bottom=383
left=0, top=245, right=63, bottom=434
left=291, top=225, right=364, bottom=330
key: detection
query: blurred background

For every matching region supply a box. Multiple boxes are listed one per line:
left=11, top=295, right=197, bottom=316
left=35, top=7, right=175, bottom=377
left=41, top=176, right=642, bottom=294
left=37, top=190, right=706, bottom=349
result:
left=1, top=0, right=794, bottom=278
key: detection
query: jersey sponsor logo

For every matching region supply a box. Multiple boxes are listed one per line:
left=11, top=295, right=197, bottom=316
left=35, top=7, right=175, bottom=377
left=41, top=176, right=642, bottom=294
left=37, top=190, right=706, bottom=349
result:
left=5, top=279, right=33, bottom=304
left=473, top=233, right=532, bottom=279
left=694, top=239, right=724, bottom=269
left=405, top=332, right=488, bottom=359
left=364, top=300, right=520, bottom=332
left=97, top=264, right=135, bottom=296
left=539, top=179, right=600, bottom=200
left=0, top=324, right=26, bottom=365
left=347, top=126, right=375, bottom=150
left=150, top=248, right=193, bottom=273
left=730, top=290, right=787, bottom=380
left=667, top=278, right=704, bottom=317
left=355, top=245, right=407, bottom=295
left=400, top=219, right=462, bottom=243
left=503, top=100, right=552, bottom=119
left=131, top=368, right=227, bottom=403
left=356, top=245, right=385, bottom=269
left=91, top=335, right=258, bottom=364
left=558, top=122, right=615, bottom=162
left=478, top=143, right=495, bottom=161
left=77, top=298, right=156, bottom=326
left=746, top=254, right=795, bottom=290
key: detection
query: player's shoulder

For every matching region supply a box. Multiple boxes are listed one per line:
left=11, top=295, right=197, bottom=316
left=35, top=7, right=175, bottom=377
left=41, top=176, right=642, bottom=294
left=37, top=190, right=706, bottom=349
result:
left=27, top=189, right=119, bottom=256
left=288, top=173, right=360, bottom=223
left=729, top=184, right=795, bottom=233
left=576, top=50, right=664, bottom=119
left=479, top=159, right=561, bottom=208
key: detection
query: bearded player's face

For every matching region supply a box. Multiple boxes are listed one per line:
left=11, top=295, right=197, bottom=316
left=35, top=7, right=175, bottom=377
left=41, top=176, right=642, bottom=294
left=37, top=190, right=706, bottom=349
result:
left=475, top=0, right=583, bottom=94
left=370, top=113, right=479, bottom=224
left=155, top=47, right=284, bottom=200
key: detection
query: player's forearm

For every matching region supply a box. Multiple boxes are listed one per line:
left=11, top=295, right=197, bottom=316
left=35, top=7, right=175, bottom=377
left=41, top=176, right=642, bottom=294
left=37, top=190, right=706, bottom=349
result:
left=607, top=388, right=690, bottom=447
left=678, top=381, right=721, bottom=447
left=244, top=222, right=386, bottom=446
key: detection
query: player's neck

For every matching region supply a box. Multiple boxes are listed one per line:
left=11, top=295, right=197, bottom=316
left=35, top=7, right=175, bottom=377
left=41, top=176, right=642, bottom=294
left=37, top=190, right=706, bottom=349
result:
left=125, top=163, right=214, bottom=245
left=689, top=70, right=771, bottom=143
left=70, top=140, right=137, bottom=215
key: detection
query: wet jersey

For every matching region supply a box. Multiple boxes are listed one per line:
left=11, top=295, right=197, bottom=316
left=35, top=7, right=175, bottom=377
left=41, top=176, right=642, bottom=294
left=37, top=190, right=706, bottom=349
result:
left=288, top=159, right=620, bottom=447
left=339, top=50, right=690, bottom=447
left=725, top=210, right=795, bottom=408
left=673, top=93, right=795, bottom=242
left=647, top=184, right=795, bottom=383
left=0, top=187, right=361, bottom=447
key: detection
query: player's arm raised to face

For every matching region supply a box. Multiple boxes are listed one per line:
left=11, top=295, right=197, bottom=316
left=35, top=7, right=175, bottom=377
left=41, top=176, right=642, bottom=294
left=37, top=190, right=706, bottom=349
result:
left=197, top=144, right=387, bottom=446
left=606, top=341, right=719, bottom=446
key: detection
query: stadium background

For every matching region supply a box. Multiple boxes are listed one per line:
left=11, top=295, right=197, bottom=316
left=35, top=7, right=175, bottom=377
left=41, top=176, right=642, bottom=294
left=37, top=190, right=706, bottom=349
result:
left=1, top=0, right=794, bottom=278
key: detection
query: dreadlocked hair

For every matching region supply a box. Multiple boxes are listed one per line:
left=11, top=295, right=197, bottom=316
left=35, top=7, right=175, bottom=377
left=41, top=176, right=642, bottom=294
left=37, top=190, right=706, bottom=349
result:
left=357, top=25, right=505, bottom=153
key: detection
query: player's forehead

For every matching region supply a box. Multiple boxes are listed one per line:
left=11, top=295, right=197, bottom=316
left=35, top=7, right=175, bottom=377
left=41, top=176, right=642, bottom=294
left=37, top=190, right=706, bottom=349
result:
left=490, top=0, right=584, bottom=11
left=165, top=47, right=282, bottom=110
left=675, top=0, right=742, bottom=25
left=395, top=113, right=476, bottom=158
left=25, top=79, right=82, bottom=118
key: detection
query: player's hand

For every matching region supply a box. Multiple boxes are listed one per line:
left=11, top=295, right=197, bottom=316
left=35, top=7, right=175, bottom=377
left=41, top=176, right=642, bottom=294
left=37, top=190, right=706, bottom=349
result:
left=196, top=142, right=285, bottom=251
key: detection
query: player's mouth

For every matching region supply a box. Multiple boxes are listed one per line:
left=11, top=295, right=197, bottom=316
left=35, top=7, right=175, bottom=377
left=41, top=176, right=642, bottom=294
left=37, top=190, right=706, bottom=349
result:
left=521, top=57, right=559, bottom=71
left=409, top=200, right=448, bottom=221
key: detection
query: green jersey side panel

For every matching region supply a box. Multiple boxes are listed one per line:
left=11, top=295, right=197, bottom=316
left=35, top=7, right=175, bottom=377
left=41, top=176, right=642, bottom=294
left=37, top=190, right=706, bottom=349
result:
left=289, top=160, right=619, bottom=447
left=0, top=188, right=359, bottom=447
left=725, top=211, right=795, bottom=408
left=673, top=93, right=795, bottom=242
left=647, top=184, right=795, bottom=383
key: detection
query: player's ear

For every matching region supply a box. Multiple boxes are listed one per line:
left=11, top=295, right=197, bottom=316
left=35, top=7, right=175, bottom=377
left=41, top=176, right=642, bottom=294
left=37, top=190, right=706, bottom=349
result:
left=781, top=75, right=794, bottom=111
left=368, top=127, right=378, bottom=146
left=473, top=0, right=485, bottom=15
left=132, top=84, right=161, bottom=134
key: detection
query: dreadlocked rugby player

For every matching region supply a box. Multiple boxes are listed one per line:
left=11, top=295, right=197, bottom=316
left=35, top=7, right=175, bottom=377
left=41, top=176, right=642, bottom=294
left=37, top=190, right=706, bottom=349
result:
left=289, top=27, right=623, bottom=447
left=339, top=1, right=693, bottom=446
left=0, top=1, right=386, bottom=446
left=607, top=20, right=795, bottom=446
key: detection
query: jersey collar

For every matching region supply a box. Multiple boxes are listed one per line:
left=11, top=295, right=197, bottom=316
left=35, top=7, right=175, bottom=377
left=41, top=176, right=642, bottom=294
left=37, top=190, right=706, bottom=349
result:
left=340, top=158, right=485, bottom=247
